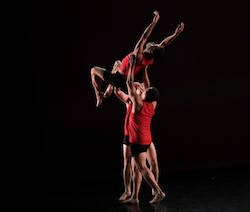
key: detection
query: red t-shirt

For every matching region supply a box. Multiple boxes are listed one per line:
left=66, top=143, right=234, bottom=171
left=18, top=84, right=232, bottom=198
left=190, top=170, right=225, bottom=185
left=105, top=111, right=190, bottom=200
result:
left=124, top=103, right=132, bottom=136
left=129, top=102, right=155, bottom=145
left=119, top=53, right=153, bottom=77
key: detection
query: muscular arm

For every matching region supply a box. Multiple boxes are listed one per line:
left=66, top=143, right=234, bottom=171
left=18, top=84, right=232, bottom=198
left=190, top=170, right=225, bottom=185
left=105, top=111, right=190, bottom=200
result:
left=159, top=22, right=184, bottom=48
left=133, top=11, right=160, bottom=55
left=114, top=87, right=129, bottom=104
left=142, top=66, right=150, bottom=89
left=126, top=55, right=144, bottom=112
left=126, top=54, right=136, bottom=97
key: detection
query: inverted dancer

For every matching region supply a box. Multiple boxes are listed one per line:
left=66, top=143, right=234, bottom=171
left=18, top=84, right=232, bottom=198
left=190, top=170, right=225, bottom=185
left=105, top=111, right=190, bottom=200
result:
left=114, top=66, right=159, bottom=202
left=124, top=54, right=165, bottom=204
left=91, top=11, right=184, bottom=107
left=91, top=10, right=159, bottom=107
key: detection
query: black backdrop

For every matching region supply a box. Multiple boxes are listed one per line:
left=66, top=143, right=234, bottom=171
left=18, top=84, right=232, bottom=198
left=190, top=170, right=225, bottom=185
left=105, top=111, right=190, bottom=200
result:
left=32, top=0, right=250, bottom=192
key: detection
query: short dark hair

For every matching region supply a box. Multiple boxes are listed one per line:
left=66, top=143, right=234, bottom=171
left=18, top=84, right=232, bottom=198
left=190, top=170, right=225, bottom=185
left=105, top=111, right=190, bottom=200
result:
left=152, top=46, right=165, bottom=59
left=145, top=87, right=160, bottom=102
left=143, top=51, right=154, bottom=60
left=143, top=46, right=165, bottom=60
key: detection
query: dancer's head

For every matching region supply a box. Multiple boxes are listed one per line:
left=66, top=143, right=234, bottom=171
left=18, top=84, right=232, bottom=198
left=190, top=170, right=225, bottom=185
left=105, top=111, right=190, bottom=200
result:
left=134, top=83, right=160, bottom=103
left=143, top=42, right=165, bottom=59
left=143, top=87, right=160, bottom=103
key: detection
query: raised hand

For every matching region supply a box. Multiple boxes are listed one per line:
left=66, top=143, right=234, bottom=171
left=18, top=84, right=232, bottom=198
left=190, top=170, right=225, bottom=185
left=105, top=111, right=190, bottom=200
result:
left=153, top=10, right=160, bottom=23
left=175, top=22, right=185, bottom=35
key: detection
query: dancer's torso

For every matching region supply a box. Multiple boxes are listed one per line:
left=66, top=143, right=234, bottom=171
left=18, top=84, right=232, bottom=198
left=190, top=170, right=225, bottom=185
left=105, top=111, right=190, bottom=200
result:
left=129, top=102, right=155, bottom=145
left=119, top=53, right=153, bottom=77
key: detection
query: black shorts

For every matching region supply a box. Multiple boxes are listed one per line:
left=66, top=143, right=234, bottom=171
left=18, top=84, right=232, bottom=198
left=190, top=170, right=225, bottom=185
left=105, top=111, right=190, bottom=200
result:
left=103, top=70, right=126, bottom=88
left=122, top=135, right=130, bottom=145
left=130, top=143, right=150, bottom=157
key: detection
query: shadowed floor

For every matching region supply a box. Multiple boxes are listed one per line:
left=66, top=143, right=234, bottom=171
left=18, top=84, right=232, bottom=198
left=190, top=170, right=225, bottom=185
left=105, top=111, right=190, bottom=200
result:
left=40, top=167, right=250, bottom=212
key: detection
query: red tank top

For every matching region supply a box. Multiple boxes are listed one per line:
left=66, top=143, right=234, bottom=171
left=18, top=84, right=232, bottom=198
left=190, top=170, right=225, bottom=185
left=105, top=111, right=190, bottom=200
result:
left=119, top=53, right=153, bottom=77
left=129, top=102, right=155, bottom=145
left=124, top=103, right=132, bottom=136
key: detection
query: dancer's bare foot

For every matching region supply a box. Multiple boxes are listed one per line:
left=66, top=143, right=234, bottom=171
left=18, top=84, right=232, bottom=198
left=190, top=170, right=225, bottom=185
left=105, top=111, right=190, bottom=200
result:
left=149, top=192, right=165, bottom=204
left=119, top=191, right=131, bottom=202
left=103, top=84, right=113, bottom=98
left=122, top=197, right=139, bottom=204
left=96, top=92, right=104, bottom=107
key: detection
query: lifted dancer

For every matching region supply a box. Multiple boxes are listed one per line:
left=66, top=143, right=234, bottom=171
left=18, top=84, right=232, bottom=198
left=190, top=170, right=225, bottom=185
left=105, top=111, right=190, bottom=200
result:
left=91, top=10, right=184, bottom=107
left=91, top=10, right=160, bottom=107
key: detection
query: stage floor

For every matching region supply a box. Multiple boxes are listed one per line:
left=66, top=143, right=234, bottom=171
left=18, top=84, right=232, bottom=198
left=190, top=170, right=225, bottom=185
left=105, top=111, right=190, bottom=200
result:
left=42, top=168, right=250, bottom=212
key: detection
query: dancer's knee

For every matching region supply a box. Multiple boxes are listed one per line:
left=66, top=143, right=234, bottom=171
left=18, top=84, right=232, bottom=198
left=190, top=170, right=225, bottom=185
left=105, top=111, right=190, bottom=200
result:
left=150, top=161, right=158, bottom=170
left=114, top=60, right=121, bottom=67
left=124, top=158, right=132, bottom=168
left=137, top=163, right=147, bottom=172
left=91, top=67, right=97, bottom=76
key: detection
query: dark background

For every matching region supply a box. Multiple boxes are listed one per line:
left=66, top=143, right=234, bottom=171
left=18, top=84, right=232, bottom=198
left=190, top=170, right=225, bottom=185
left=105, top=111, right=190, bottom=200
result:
left=32, top=0, right=250, bottom=197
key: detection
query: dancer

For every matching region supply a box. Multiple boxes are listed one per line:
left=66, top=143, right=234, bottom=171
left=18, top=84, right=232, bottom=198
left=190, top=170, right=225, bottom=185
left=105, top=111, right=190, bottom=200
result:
left=91, top=10, right=160, bottom=107
left=91, top=10, right=184, bottom=107
left=125, top=54, right=165, bottom=204
left=114, top=67, right=159, bottom=202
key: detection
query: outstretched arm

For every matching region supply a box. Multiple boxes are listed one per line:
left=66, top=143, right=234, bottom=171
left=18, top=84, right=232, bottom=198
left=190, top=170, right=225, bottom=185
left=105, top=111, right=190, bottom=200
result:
left=159, top=22, right=184, bottom=48
left=133, top=11, right=160, bottom=55
left=142, top=66, right=150, bottom=89
left=127, top=54, right=143, bottom=111
left=126, top=54, right=137, bottom=97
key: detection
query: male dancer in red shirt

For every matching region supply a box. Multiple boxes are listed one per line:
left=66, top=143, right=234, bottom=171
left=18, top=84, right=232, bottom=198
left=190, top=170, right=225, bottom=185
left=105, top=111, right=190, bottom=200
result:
left=125, top=54, right=165, bottom=203
left=90, top=11, right=184, bottom=107
left=115, top=67, right=159, bottom=202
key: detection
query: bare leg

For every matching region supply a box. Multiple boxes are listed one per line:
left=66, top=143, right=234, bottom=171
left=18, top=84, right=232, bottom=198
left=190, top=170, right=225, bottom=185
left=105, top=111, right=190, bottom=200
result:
left=134, top=152, right=165, bottom=204
left=123, top=158, right=141, bottom=204
left=90, top=66, right=105, bottom=107
left=103, top=60, right=121, bottom=98
left=147, top=142, right=159, bottom=196
left=132, top=162, right=142, bottom=202
left=119, top=144, right=132, bottom=201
